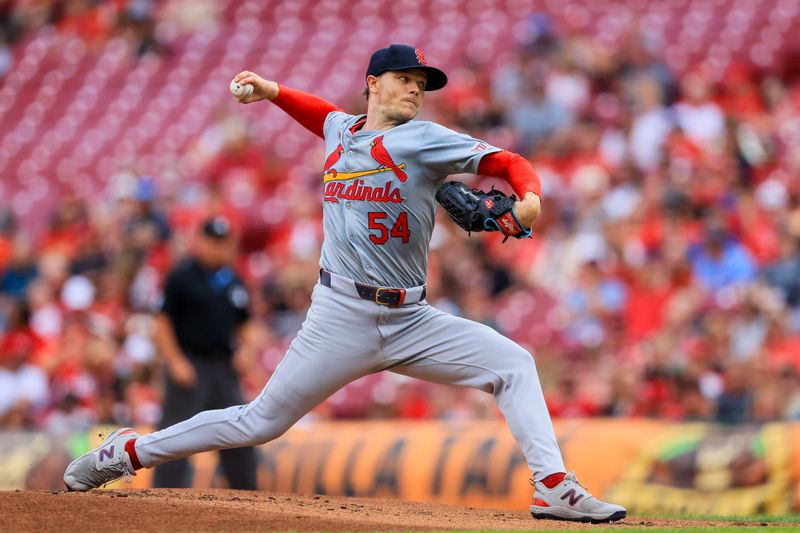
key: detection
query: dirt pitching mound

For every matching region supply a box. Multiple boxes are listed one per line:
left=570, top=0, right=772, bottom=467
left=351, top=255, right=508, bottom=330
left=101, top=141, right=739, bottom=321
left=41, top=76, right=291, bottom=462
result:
left=0, top=489, right=789, bottom=532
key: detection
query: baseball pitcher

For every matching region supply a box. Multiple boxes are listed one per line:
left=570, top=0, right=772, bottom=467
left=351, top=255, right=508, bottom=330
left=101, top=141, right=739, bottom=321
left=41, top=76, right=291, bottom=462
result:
left=64, top=44, right=626, bottom=523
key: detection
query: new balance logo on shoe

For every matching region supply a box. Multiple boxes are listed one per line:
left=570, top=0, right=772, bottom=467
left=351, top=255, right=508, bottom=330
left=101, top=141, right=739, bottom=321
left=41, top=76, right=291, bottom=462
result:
left=98, top=446, right=115, bottom=461
left=561, top=488, right=584, bottom=506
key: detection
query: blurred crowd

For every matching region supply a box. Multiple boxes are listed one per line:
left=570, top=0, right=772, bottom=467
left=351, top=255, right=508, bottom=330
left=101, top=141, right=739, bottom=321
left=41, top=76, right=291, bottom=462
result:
left=0, top=0, right=163, bottom=77
left=2, top=3, right=800, bottom=433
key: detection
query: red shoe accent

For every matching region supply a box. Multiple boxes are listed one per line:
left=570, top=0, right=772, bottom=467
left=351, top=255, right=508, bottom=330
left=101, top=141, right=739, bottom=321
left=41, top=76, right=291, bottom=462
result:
left=541, top=472, right=566, bottom=489
left=531, top=497, right=550, bottom=507
left=125, top=438, right=143, bottom=470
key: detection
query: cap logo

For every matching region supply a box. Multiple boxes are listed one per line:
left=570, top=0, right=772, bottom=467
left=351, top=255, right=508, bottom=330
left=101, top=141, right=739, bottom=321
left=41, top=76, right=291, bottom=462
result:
left=415, top=48, right=427, bottom=65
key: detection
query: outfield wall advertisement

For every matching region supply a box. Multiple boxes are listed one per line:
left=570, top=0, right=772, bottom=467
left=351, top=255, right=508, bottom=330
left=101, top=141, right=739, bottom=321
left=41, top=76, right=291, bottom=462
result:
left=2, top=419, right=798, bottom=515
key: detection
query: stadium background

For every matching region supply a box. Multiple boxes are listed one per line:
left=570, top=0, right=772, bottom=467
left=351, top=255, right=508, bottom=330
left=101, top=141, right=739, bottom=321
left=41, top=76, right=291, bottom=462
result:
left=1, top=0, right=800, bottom=517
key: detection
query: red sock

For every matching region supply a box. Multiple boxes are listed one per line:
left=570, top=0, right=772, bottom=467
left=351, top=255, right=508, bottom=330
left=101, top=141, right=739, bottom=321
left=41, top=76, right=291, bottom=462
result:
left=125, top=438, right=143, bottom=470
left=540, top=472, right=566, bottom=488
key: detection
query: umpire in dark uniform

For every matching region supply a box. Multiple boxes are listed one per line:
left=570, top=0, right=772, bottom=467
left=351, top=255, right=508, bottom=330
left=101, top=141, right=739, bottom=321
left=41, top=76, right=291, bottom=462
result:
left=153, top=215, right=256, bottom=489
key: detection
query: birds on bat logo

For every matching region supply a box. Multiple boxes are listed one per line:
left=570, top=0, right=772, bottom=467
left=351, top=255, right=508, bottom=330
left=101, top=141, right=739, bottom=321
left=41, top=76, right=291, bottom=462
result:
left=322, top=135, right=408, bottom=204
left=322, top=135, right=407, bottom=183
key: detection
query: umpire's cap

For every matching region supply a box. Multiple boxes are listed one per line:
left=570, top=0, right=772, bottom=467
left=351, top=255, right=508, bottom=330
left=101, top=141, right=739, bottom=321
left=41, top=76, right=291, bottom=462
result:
left=202, top=215, right=232, bottom=240
left=366, top=44, right=447, bottom=91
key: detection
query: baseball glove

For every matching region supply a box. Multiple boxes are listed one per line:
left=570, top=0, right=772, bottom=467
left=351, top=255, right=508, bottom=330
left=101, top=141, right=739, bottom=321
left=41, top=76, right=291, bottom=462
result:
left=435, top=181, right=532, bottom=242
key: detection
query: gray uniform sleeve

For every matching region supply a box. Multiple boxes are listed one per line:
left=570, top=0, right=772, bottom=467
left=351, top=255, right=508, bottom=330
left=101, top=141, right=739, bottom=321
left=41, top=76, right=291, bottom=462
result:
left=418, top=122, right=502, bottom=180
left=323, top=111, right=352, bottom=140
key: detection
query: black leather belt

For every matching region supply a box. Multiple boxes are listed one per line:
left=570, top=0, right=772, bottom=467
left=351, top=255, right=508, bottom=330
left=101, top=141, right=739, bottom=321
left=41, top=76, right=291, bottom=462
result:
left=319, top=269, right=425, bottom=306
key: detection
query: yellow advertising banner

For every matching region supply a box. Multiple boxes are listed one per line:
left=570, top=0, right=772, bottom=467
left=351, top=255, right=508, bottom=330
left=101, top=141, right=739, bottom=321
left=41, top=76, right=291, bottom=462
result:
left=1, top=419, right=798, bottom=515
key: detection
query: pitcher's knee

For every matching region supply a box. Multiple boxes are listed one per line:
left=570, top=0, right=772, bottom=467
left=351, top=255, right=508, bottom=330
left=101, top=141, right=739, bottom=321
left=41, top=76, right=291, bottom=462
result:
left=502, top=345, right=539, bottom=385
left=235, top=397, right=297, bottom=445
left=503, top=340, right=535, bottom=365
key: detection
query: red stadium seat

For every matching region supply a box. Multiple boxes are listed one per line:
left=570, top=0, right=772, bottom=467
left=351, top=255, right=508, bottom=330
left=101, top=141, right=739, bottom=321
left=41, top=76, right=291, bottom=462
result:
left=1, top=0, right=795, bottom=234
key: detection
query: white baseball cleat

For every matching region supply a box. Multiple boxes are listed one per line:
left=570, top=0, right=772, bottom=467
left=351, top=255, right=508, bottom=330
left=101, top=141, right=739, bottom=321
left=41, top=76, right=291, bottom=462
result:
left=63, top=427, right=139, bottom=491
left=530, top=472, right=626, bottom=523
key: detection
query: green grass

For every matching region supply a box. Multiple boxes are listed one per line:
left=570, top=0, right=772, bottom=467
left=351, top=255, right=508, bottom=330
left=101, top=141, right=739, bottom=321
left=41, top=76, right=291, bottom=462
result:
left=571, top=529, right=786, bottom=532
left=419, top=514, right=800, bottom=532
left=391, top=514, right=800, bottom=532
left=445, top=529, right=796, bottom=533
left=629, top=514, right=800, bottom=531
left=645, top=513, right=800, bottom=523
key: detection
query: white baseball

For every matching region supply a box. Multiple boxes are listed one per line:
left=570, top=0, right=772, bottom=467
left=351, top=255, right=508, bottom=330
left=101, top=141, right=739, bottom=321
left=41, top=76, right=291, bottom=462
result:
left=229, top=80, right=254, bottom=98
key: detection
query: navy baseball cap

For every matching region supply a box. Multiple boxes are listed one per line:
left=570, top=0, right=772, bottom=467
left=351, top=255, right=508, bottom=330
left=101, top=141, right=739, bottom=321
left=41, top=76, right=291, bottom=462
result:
left=366, top=44, right=448, bottom=91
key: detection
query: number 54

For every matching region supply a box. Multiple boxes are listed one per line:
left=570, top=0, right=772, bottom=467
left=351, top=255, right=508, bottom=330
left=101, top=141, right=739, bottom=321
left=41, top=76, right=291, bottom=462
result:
left=368, top=212, right=410, bottom=245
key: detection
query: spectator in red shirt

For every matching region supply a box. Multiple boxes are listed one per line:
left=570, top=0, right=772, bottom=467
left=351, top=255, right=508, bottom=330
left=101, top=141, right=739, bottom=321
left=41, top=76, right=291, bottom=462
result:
left=624, top=257, right=675, bottom=343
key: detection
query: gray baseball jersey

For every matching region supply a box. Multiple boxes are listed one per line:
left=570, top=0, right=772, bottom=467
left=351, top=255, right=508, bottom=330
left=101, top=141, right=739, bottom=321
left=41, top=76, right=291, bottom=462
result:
left=131, top=109, right=565, bottom=486
left=319, top=112, right=501, bottom=288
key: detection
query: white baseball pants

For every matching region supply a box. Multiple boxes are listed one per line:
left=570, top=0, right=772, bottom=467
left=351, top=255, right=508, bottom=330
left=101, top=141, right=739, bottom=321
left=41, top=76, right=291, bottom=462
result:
left=135, top=275, right=566, bottom=480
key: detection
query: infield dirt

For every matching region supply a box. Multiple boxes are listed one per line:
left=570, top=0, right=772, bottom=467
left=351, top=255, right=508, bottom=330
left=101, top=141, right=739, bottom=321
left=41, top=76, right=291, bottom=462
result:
left=0, top=488, right=794, bottom=532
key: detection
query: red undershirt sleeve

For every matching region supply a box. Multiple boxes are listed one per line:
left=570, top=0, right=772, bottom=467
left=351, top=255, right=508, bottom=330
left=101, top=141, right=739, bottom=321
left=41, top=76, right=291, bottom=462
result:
left=271, top=84, right=342, bottom=139
left=477, top=150, right=542, bottom=198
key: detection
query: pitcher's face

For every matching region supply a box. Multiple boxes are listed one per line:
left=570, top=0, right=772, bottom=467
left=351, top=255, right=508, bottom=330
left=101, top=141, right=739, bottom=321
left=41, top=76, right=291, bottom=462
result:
left=369, top=69, right=427, bottom=125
